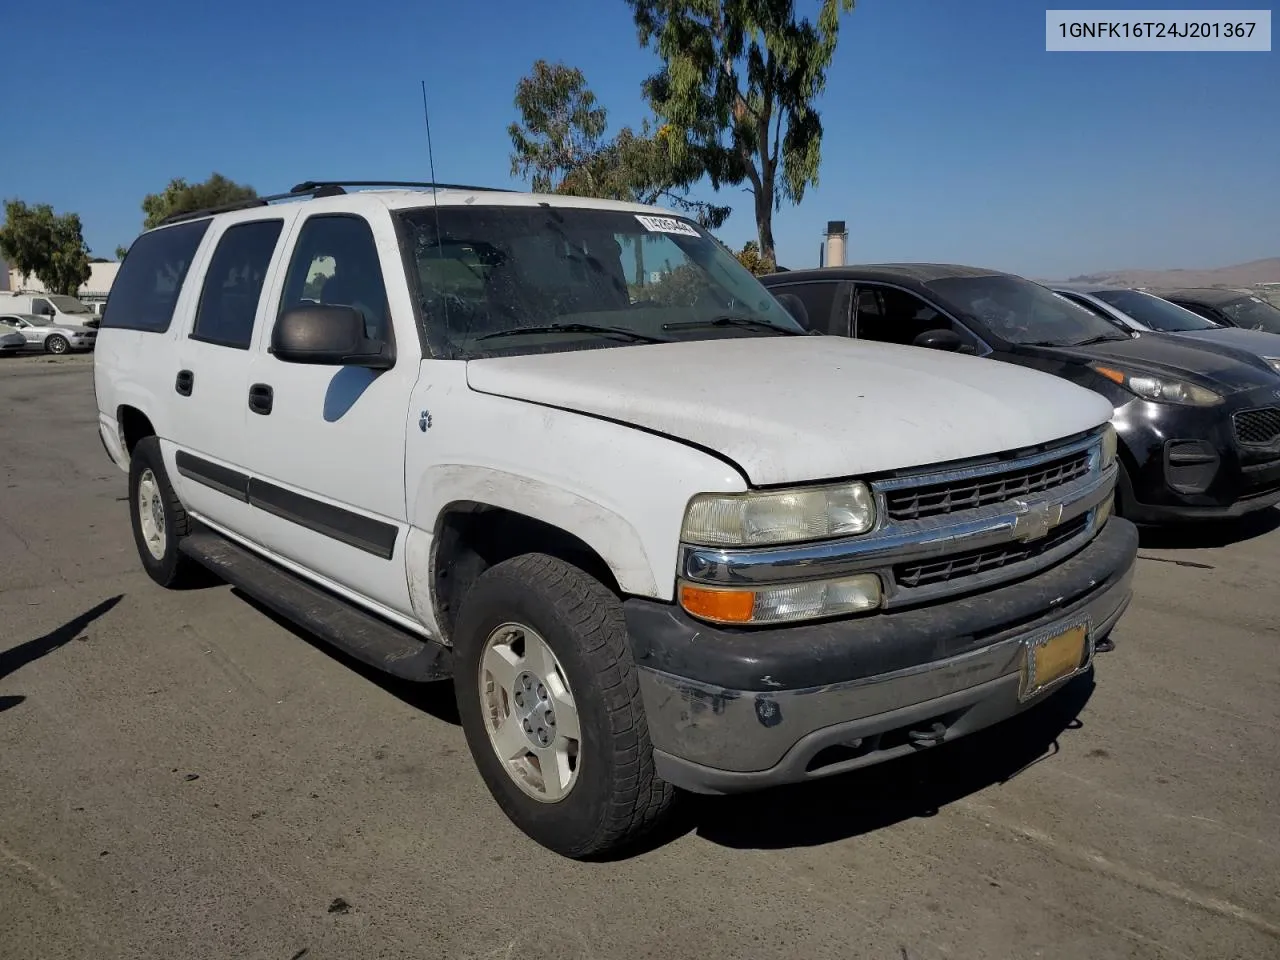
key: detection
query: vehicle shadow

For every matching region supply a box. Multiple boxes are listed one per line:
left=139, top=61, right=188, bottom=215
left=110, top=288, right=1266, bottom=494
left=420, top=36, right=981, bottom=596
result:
left=227, top=583, right=1092, bottom=859
left=0, top=595, right=124, bottom=709
left=1135, top=506, right=1280, bottom=550
left=678, top=668, right=1096, bottom=853
left=229, top=589, right=460, bottom=725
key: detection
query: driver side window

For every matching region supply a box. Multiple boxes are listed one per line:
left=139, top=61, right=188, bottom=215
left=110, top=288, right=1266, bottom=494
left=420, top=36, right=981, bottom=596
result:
left=854, top=285, right=982, bottom=352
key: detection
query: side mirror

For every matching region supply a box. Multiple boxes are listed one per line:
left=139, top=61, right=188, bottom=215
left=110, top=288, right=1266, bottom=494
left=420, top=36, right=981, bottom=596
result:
left=913, top=328, right=964, bottom=352
left=271, top=305, right=394, bottom=369
left=774, top=292, right=809, bottom=328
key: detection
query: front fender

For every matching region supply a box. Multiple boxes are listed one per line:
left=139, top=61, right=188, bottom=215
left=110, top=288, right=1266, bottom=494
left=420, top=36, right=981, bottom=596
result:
left=421, top=465, right=659, bottom=596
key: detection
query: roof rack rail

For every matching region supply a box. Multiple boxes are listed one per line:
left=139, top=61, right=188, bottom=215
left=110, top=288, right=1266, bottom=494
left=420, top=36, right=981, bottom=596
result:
left=157, top=186, right=319, bottom=227
left=289, top=180, right=517, bottom=195
left=157, top=180, right=518, bottom=227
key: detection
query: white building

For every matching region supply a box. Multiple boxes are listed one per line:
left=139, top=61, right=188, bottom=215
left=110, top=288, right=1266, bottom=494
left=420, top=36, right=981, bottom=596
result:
left=6, top=261, right=120, bottom=304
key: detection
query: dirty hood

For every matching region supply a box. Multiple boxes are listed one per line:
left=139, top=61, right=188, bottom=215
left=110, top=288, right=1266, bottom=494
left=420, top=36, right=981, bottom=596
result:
left=465, top=337, right=1113, bottom=486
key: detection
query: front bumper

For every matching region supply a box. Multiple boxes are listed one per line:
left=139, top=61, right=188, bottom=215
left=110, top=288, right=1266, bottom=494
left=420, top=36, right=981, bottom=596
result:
left=1114, top=389, right=1280, bottom=522
left=627, top=517, right=1138, bottom=794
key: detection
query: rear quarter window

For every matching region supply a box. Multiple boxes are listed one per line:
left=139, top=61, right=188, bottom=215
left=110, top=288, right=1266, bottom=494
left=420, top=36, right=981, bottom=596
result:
left=101, top=219, right=211, bottom=333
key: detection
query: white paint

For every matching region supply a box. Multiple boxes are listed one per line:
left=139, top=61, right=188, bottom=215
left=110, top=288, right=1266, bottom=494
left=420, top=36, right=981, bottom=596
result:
left=467, top=336, right=1114, bottom=486
left=405, top=362, right=741, bottom=603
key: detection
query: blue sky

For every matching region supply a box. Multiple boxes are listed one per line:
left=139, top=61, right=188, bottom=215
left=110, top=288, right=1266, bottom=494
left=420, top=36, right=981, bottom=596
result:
left=5, top=0, right=1276, bottom=277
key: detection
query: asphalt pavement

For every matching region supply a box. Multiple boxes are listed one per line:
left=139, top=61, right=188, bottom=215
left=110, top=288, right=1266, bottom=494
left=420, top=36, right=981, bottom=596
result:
left=2, top=353, right=1277, bottom=960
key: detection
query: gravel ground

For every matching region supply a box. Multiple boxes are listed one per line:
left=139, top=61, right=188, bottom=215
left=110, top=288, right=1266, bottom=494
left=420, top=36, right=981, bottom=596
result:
left=2, top=353, right=1277, bottom=960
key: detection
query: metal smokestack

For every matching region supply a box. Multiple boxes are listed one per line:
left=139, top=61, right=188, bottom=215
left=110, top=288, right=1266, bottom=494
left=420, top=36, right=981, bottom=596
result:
left=825, top=220, right=847, bottom=267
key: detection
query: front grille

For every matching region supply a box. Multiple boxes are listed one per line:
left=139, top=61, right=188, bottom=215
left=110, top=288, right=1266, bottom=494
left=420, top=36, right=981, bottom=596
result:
left=1233, top=407, right=1280, bottom=446
left=894, top=513, right=1089, bottom=589
left=884, top=448, right=1093, bottom=522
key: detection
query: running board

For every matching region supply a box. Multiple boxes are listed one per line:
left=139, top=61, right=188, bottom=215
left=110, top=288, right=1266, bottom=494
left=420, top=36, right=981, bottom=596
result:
left=179, top=526, right=452, bottom=681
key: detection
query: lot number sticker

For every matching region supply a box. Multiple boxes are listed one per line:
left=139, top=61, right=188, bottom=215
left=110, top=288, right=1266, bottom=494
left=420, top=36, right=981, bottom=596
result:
left=635, top=215, right=700, bottom=237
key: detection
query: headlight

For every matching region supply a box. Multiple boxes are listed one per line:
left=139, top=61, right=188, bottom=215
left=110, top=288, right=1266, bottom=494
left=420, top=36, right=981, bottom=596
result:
left=1264, top=357, right=1280, bottom=374
left=1093, top=366, right=1221, bottom=406
left=679, top=574, right=883, bottom=625
left=681, top=481, right=875, bottom=547
left=1099, top=423, right=1118, bottom=470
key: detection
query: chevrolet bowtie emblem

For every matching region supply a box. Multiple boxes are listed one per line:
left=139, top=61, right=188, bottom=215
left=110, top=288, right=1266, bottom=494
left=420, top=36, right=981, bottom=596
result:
left=1011, top=499, right=1063, bottom=542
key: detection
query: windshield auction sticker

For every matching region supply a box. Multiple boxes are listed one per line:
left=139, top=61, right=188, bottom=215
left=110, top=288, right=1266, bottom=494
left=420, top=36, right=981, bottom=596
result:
left=1046, top=10, right=1271, bottom=50
left=635, top=215, right=701, bottom=237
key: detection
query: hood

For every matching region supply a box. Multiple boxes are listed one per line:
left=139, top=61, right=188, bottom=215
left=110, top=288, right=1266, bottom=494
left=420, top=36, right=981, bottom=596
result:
left=465, top=337, right=1112, bottom=486
left=1172, top=326, right=1280, bottom=361
left=1011, top=333, right=1278, bottom=393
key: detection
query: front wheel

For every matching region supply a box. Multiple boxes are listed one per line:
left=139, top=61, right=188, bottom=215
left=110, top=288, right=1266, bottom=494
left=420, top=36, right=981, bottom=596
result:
left=453, top=554, right=675, bottom=859
left=45, top=335, right=68, bottom=355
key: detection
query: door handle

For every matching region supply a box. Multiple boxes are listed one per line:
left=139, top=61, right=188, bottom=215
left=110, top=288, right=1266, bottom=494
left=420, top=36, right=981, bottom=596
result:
left=175, top=370, right=194, bottom=396
left=248, top=383, right=274, bottom=415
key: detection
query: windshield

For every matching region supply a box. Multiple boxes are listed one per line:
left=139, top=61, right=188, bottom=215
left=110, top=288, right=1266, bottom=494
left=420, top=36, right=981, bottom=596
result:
left=396, top=205, right=803, bottom=358
left=47, top=295, right=92, bottom=314
left=929, top=275, right=1128, bottom=346
left=1221, top=296, right=1280, bottom=334
left=1092, top=289, right=1218, bottom=332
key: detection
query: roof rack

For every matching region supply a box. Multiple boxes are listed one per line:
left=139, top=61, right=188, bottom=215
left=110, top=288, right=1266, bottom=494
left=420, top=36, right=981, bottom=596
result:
left=158, top=180, right=517, bottom=227
left=289, top=180, right=516, bottom=195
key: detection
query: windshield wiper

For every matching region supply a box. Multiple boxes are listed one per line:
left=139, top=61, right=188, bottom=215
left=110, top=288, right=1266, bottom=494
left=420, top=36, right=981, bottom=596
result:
left=662, top=315, right=802, bottom=335
left=475, top=323, right=669, bottom=344
left=1067, top=333, right=1129, bottom=346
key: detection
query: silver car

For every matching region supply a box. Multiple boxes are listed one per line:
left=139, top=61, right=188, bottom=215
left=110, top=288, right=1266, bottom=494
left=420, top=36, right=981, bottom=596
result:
left=0, top=313, right=97, bottom=355
left=0, top=328, right=24, bottom=353
left=1052, top=284, right=1280, bottom=374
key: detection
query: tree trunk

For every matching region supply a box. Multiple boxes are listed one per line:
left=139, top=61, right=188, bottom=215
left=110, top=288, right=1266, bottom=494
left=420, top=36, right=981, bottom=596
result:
left=755, top=180, right=775, bottom=264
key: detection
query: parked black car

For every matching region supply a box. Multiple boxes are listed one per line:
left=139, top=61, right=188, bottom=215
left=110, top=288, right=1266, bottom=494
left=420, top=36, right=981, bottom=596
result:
left=761, top=264, right=1280, bottom=523
left=1155, top=288, right=1280, bottom=334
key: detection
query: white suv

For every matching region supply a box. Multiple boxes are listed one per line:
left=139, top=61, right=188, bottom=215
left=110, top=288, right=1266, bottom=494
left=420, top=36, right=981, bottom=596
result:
left=94, top=181, right=1137, bottom=858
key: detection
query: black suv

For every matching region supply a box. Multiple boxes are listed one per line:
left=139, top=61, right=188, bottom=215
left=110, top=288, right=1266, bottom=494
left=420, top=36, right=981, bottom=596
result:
left=763, top=264, right=1280, bottom=523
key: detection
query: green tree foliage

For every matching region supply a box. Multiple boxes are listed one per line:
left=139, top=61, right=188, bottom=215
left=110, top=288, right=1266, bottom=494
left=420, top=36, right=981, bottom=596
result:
left=627, top=0, right=856, bottom=261
left=141, top=173, right=257, bottom=230
left=508, top=60, right=730, bottom=229
left=735, top=240, right=776, bottom=276
left=0, top=200, right=92, bottom=295
left=115, top=245, right=130, bottom=261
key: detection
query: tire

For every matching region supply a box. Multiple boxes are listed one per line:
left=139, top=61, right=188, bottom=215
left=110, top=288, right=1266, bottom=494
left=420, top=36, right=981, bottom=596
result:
left=453, top=553, right=675, bottom=859
left=128, top=436, right=199, bottom=588
left=45, top=335, right=68, bottom=355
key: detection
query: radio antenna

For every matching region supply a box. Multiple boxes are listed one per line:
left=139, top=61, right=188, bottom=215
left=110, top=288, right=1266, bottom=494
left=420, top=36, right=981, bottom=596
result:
left=420, top=80, right=449, bottom=340
left=421, top=80, right=439, bottom=186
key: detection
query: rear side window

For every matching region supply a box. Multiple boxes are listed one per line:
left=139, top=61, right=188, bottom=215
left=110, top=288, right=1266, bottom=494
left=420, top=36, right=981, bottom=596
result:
left=101, top=219, right=210, bottom=332
left=278, top=215, right=391, bottom=342
left=191, top=220, right=284, bottom=349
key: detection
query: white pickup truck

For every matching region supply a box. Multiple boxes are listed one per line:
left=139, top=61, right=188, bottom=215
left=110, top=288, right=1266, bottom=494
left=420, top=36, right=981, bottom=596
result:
left=93, top=181, right=1137, bottom=858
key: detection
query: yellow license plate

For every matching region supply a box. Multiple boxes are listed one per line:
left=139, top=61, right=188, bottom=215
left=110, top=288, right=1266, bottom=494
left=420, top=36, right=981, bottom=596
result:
left=1021, top=622, right=1089, bottom=701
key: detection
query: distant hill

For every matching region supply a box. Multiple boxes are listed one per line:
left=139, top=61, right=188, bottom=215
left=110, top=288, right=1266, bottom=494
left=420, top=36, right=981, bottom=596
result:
left=1041, top=257, right=1280, bottom=290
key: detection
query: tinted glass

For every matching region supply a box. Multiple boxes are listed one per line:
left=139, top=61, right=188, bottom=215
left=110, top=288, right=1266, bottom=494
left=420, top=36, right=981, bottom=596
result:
left=773, top=282, right=842, bottom=334
left=101, top=220, right=211, bottom=332
left=930, top=275, right=1128, bottom=346
left=1220, top=296, right=1280, bottom=334
left=397, top=205, right=802, bottom=358
left=192, top=220, right=283, bottom=348
left=1092, top=289, right=1216, bottom=332
left=279, top=215, right=391, bottom=341
left=47, top=295, right=93, bottom=315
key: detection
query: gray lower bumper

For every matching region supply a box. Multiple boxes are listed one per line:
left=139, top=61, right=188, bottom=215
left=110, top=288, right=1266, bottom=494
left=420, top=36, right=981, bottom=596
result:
left=639, top=559, right=1133, bottom=795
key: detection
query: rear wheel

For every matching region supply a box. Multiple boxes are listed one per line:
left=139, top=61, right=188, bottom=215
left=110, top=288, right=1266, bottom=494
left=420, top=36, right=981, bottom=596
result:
left=45, top=335, right=68, bottom=355
left=453, top=554, right=675, bottom=859
left=128, top=436, right=199, bottom=588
